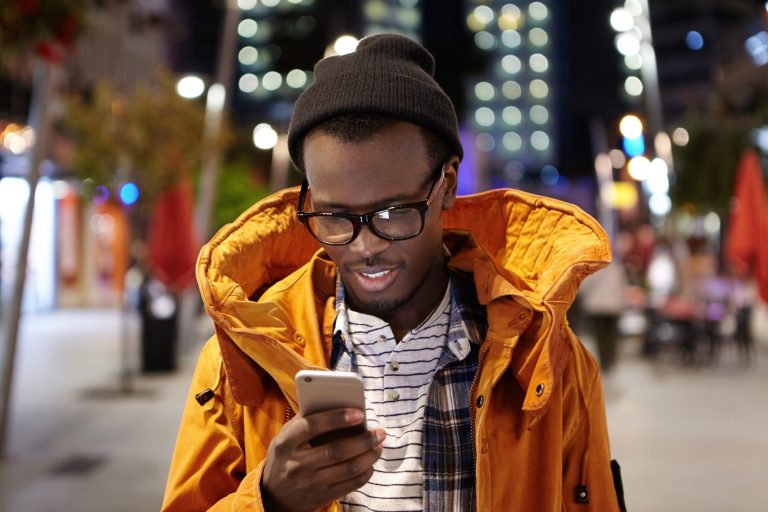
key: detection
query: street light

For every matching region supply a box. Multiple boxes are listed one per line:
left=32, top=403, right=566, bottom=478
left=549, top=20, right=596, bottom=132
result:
left=175, top=75, right=205, bottom=99
left=253, top=123, right=278, bottom=150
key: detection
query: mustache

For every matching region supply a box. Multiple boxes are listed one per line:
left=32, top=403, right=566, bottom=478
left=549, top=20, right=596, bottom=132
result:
left=344, top=258, right=402, bottom=272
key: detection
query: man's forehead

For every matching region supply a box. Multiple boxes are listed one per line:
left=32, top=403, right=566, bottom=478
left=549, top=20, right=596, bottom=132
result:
left=307, top=165, right=436, bottom=211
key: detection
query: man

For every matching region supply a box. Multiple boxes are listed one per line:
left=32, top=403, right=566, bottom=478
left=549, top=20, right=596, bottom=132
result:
left=163, top=34, right=624, bottom=511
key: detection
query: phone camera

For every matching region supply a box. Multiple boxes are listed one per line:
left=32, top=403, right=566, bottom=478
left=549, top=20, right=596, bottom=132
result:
left=304, top=377, right=312, bottom=383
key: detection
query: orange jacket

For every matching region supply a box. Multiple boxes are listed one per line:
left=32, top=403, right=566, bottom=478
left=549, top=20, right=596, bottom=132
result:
left=162, top=187, right=622, bottom=511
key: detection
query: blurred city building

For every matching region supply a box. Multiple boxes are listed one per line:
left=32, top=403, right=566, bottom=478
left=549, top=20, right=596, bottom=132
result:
left=649, top=0, right=767, bottom=125
left=0, top=0, right=172, bottom=314
left=1, top=0, right=767, bottom=322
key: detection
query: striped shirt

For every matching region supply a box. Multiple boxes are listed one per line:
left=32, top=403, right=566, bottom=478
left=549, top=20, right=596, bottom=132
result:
left=334, top=284, right=453, bottom=511
left=331, top=271, right=486, bottom=512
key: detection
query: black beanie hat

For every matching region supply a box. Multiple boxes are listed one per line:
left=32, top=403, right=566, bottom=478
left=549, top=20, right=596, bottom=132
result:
left=287, top=33, right=463, bottom=167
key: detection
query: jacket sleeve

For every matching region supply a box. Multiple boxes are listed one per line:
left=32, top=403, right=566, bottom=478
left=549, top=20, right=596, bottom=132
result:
left=561, top=347, right=623, bottom=512
left=161, top=337, right=271, bottom=512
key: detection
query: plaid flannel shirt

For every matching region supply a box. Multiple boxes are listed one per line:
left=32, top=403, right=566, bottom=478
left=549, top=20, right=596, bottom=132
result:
left=330, top=271, right=488, bottom=512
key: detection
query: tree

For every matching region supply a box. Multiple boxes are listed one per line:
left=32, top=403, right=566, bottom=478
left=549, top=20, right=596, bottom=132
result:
left=65, top=73, right=229, bottom=208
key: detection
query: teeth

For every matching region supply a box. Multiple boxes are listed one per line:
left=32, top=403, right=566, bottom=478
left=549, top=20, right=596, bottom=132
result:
left=362, top=270, right=390, bottom=279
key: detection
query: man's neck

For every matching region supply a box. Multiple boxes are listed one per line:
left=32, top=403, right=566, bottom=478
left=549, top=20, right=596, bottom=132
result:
left=377, top=265, right=450, bottom=342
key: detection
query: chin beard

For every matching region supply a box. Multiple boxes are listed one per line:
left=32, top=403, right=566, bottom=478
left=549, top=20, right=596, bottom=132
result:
left=345, top=286, right=418, bottom=317
left=343, top=266, right=434, bottom=319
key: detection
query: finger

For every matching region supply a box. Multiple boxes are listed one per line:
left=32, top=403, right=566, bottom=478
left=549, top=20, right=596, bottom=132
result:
left=317, top=443, right=383, bottom=496
left=288, top=408, right=366, bottom=448
left=307, top=428, right=386, bottom=470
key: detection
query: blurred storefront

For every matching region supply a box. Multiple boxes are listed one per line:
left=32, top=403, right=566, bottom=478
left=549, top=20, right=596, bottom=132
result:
left=0, top=174, right=129, bottom=313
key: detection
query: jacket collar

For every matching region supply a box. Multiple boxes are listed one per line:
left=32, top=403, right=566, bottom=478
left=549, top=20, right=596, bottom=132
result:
left=196, top=187, right=611, bottom=413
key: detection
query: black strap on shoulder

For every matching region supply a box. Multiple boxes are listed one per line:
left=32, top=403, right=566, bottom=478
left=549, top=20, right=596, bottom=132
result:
left=611, top=459, right=627, bottom=512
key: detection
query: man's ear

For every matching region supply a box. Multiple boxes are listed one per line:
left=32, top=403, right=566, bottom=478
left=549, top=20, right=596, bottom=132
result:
left=441, top=156, right=460, bottom=210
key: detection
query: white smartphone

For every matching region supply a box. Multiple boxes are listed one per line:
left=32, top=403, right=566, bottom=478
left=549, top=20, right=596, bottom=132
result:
left=295, top=370, right=367, bottom=446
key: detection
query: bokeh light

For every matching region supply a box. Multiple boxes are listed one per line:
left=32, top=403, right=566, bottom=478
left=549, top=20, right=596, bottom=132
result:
left=502, top=106, right=522, bottom=126
left=619, top=114, right=643, bottom=138
left=528, top=2, right=549, bottom=22
left=238, top=19, right=258, bottom=38
left=625, top=76, right=644, bottom=96
left=541, top=165, right=559, bottom=186
left=610, top=8, right=634, bottom=32
left=176, top=76, right=205, bottom=99
left=530, top=105, right=549, bottom=125
left=238, top=46, right=258, bottom=65
left=502, top=29, right=522, bottom=48
left=119, top=182, right=139, bottom=205
left=476, top=133, right=495, bottom=152
left=475, top=107, right=495, bottom=127
left=502, top=132, right=523, bottom=152
left=261, top=71, right=282, bottom=91
left=501, top=55, right=522, bottom=74
left=333, top=35, right=359, bottom=55
left=474, top=82, right=496, bottom=101
left=253, top=123, right=278, bottom=150
left=627, top=155, right=651, bottom=180
left=239, top=73, right=258, bottom=93
left=502, top=80, right=522, bottom=99
left=686, top=30, right=704, bottom=50
left=286, top=69, right=308, bottom=88
left=672, top=127, right=690, bottom=146
left=531, top=131, right=550, bottom=151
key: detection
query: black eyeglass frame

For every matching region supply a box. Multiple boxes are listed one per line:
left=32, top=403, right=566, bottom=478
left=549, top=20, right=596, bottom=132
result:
left=297, top=163, right=446, bottom=246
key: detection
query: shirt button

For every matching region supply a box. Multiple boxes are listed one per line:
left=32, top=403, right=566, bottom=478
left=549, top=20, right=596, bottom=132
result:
left=377, top=335, right=387, bottom=343
left=390, top=361, right=399, bottom=371
left=387, top=390, right=400, bottom=401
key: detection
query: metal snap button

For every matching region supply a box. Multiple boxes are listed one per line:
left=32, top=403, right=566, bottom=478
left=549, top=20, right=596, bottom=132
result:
left=390, top=360, right=399, bottom=371
left=535, top=383, right=545, bottom=396
left=476, top=395, right=485, bottom=408
left=377, top=335, right=387, bottom=343
left=387, top=390, right=400, bottom=401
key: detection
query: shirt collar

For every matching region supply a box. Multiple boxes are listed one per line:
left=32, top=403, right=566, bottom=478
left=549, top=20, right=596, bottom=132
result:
left=333, top=268, right=487, bottom=361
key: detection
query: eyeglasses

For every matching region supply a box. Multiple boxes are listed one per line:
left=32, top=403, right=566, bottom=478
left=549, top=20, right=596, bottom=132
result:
left=297, top=163, right=445, bottom=246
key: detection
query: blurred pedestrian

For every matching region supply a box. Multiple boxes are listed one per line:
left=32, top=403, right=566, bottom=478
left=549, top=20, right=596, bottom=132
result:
left=731, top=277, right=756, bottom=366
left=162, top=34, right=624, bottom=512
left=579, top=260, right=628, bottom=373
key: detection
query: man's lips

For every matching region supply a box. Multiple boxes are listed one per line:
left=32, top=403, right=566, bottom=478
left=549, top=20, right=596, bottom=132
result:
left=346, top=265, right=402, bottom=292
left=360, top=270, right=390, bottom=279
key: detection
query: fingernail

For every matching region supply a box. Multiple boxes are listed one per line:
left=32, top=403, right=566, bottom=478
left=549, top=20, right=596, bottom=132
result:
left=376, top=429, right=386, bottom=443
left=345, top=409, right=364, bottom=423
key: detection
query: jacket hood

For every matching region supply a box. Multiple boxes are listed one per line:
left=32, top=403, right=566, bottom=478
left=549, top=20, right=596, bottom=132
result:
left=196, top=187, right=611, bottom=413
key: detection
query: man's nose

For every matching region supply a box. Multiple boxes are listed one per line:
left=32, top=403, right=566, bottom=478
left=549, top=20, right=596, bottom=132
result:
left=349, top=225, right=390, bottom=256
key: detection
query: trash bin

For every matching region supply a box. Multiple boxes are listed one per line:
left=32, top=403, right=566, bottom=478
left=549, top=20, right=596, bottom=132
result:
left=139, top=277, right=178, bottom=372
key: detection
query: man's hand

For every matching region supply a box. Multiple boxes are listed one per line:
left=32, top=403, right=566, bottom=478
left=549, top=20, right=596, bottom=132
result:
left=261, top=408, right=385, bottom=512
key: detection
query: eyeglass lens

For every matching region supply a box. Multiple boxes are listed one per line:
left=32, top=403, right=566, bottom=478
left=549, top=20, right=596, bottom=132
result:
left=307, top=207, right=423, bottom=244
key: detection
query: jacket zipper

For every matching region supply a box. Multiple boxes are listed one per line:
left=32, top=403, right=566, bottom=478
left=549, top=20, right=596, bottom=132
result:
left=469, top=345, right=491, bottom=473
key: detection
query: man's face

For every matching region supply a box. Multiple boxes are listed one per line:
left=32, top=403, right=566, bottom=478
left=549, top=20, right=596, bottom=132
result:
left=302, top=121, right=458, bottom=326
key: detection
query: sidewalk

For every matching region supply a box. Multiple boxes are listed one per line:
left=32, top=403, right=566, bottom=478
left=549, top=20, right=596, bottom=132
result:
left=0, top=308, right=766, bottom=511
left=0, top=308, right=201, bottom=512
